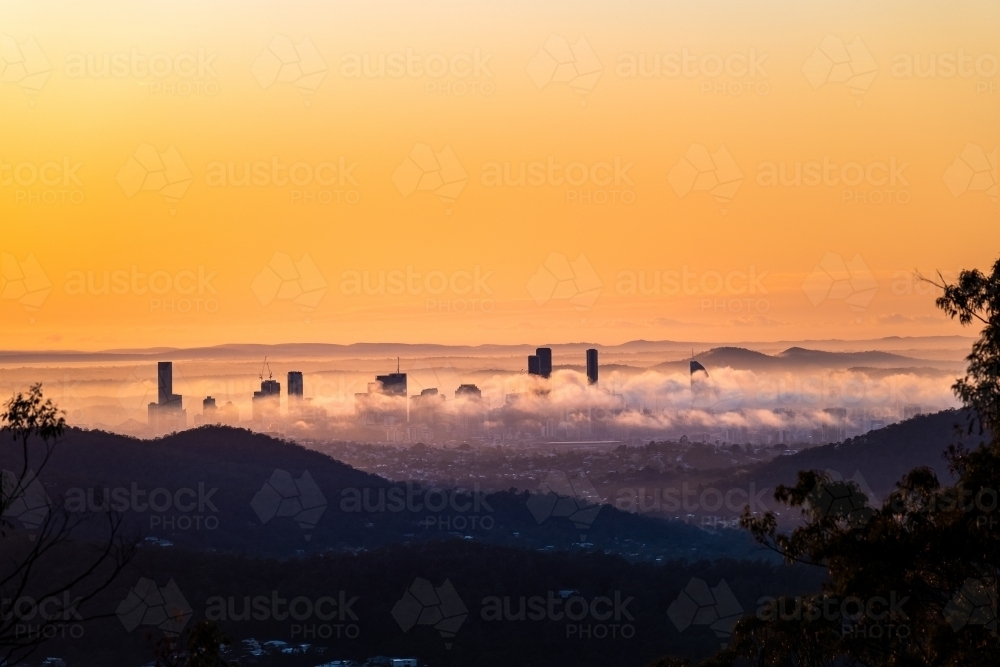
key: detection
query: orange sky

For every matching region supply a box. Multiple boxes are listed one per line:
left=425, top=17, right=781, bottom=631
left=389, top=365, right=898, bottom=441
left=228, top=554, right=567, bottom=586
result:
left=1, top=0, right=998, bottom=350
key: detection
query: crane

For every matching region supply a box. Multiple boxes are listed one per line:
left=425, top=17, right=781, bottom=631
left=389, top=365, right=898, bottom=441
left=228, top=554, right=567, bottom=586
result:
left=258, top=356, right=273, bottom=381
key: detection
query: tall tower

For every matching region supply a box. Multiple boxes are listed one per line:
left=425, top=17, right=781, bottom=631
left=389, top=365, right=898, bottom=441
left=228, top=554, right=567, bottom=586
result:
left=536, top=347, right=552, bottom=378
left=149, top=361, right=185, bottom=433
left=586, top=348, right=598, bottom=385
left=288, top=371, right=304, bottom=400
left=157, top=361, right=173, bottom=405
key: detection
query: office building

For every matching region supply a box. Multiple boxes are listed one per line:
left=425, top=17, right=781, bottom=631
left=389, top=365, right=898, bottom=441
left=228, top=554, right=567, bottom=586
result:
left=288, top=371, right=304, bottom=400
left=287, top=371, right=304, bottom=414
left=455, top=384, right=486, bottom=436
left=158, top=362, right=174, bottom=404
left=536, top=347, right=552, bottom=378
left=148, top=361, right=185, bottom=434
left=376, top=372, right=407, bottom=397
left=252, top=379, right=281, bottom=422
left=411, top=388, right=444, bottom=425
left=455, top=384, right=482, bottom=399
left=194, top=396, right=218, bottom=426
left=356, top=363, right=409, bottom=425
left=528, top=355, right=540, bottom=376
left=586, top=349, right=598, bottom=385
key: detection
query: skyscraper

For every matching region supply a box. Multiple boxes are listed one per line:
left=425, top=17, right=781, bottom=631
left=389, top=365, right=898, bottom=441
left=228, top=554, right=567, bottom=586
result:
left=376, top=372, right=407, bottom=397
left=536, top=347, right=552, bottom=378
left=527, top=355, right=540, bottom=375
left=197, top=396, right=217, bottom=426
left=157, top=361, right=171, bottom=404
left=148, top=361, right=185, bottom=434
left=252, top=379, right=281, bottom=422
left=288, top=371, right=304, bottom=400
left=586, top=349, right=598, bottom=385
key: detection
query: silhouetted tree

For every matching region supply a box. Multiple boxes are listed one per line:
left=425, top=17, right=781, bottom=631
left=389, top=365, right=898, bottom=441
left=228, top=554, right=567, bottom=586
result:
left=668, top=262, right=1000, bottom=667
left=0, top=384, right=137, bottom=663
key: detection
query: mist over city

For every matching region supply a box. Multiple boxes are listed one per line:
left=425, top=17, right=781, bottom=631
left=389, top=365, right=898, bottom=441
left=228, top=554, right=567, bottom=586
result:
left=2, top=2, right=998, bottom=667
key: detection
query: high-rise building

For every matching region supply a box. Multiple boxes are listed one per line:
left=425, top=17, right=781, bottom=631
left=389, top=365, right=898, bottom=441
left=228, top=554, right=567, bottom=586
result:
left=586, top=349, right=598, bottom=385
left=288, top=371, right=304, bottom=410
left=376, top=372, right=407, bottom=397
left=252, top=379, right=281, bottom=422
left=157, top=361, right=173, bottom=405
left=454, top=384, right=486, bottom=436
left=148, top=362, right=185, bottom=434
left=536, top=347, right=552, bottom=378
left=455, top=384, right=482, bottom=399
left=195, top=396, right=218, bottom=426
left=527, top=355, right=540, bottom=375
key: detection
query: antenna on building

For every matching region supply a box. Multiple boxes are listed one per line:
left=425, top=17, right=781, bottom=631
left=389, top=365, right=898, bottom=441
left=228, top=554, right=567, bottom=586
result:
left=259, top=356, right=272, bottom=381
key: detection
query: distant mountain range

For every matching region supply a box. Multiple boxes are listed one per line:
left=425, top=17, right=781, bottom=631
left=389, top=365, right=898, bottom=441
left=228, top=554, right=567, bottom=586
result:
left=0, top=336, right=973, bottom=364
left=655, top=346, right=963, bottom=373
